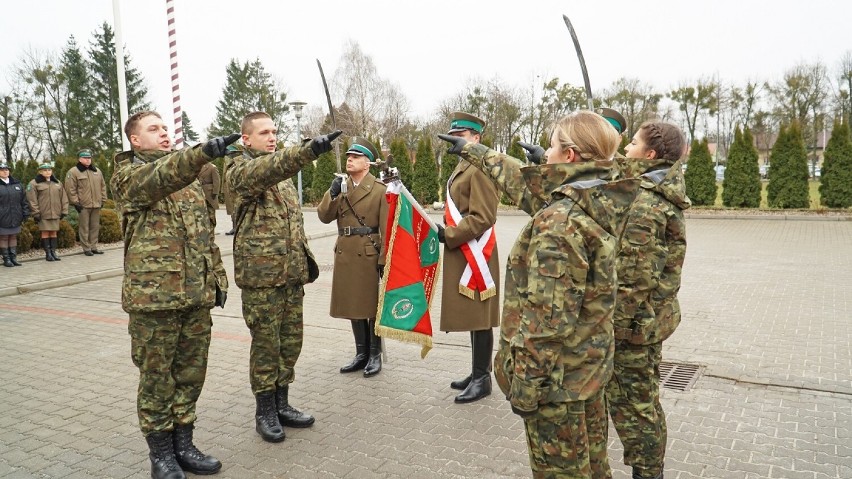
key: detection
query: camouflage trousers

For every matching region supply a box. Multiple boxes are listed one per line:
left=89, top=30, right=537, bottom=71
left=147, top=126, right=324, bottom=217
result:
left=129, top=307, right=212, bottom=434
left=523, top=388, right=611, bottom=479
left=606, top=341, right=666, bottom=478
left=242, top=284, right=304, bottom=395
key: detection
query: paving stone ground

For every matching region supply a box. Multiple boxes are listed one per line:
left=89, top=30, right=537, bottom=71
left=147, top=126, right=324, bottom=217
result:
left=1, top=209, right=850, bottom=478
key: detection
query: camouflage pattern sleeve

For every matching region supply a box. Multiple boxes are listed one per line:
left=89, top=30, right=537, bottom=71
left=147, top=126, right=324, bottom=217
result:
left=112, top=146, right=212, bottom=213
left=460, top=143, right=551, bottom=215
left=658, top=208, right=686, bottom=301
left=509, top=218, right=589, bottom=413
left=229, top=146, right=316, bottom=199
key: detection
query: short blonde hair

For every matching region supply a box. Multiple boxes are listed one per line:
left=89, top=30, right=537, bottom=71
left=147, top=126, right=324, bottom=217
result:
left=551, top=110, right=620, bottom=161
left=241, top=111, right=272, bottom=135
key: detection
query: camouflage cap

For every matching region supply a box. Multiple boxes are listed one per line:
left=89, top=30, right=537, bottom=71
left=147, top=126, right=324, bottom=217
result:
left=345, top=137, right=379, bottom=161
left=0, top=162, right=9, bottom=169
left=448, top=111, right=486, bottom=134
left=598, top=108, right=627, bottom=134
left=78, top=149, right=93, bottom=158
left=38, top=163, right=53, bottom=170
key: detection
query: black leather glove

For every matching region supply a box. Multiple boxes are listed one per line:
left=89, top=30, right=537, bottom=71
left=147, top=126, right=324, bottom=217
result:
left=377, top=264, right=384, bottom=279
left=60, top=213, right=66, bottom=220
left=215, top=285, right=227, bottom=308
left=310, top=130, right=343, bottom=156
left=518, top=142, right=545, bottom=165
left=33, top=216, right=40, bottom=223
left=437, top=134, right=467, bottom=155
left=330, top=176, right=343, bottom=198
left=202, top=134, right=241, bottom=158
left=436, top=224, right=446, bottom=244
left=74, top=204, right=83, bottom=213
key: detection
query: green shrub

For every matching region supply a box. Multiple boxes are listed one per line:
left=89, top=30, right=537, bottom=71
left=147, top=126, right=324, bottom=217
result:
left=767, top=123, right=810, bottom=209
left=98, top=209, right=122, bottom=243
left=16, top=225, right=33, bottom=253
left=722, top=127, right=761, bottom=207
left=24, top=218, right=40, bottom=249
left=684, top=138, right=717, bottom=206
left=57, top=220, right=77, bottom=249
left=102, top=198, right=116, bottom=209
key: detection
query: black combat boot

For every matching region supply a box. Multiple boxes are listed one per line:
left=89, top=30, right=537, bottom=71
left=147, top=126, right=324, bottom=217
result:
left=363, top=318, right=382, bottom=377
left=8, top=247, right=21, bottom=266
left=172, top=424, right=222, bottom=475
left=633, top=468, right=663, bottom=479
left=455, top=329, right=493, bottom=403
left=340, top=319, right=370, bottom=373
left=450, top=331, right=475, bottom=390
left=1, top=248, right=13, bottom=267
left=255, top=391, right=285, bottom=442
left=42, top=239, right=54, bottom=262
left=275, top=385, right=315, bottom=428
left=144, top=431, right=186, bottom=479
left=49, top=237, right=61, bottom=261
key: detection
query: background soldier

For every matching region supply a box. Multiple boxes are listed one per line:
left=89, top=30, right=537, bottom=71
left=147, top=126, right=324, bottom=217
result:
left=111, top=110, right=235, bottom=479
left=65, top=149, right=107, bottom=256
left=227, top=110, right=341, bottom=443
left=437, top=112, right=500, bottom=404
left=26, top=164, right=68, bottom=262
left=607, top=121, right=689, bottom=479
left=317, top=137, right=389, bottom=377
left=197, top=161, right=220, bottom=222
left=221, top=146, right=238, bottom=235
left=0, top=162, right=29, bottom=267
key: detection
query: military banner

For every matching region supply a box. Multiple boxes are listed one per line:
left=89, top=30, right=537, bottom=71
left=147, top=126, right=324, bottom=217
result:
left=375, top=182, right=441, bottom=358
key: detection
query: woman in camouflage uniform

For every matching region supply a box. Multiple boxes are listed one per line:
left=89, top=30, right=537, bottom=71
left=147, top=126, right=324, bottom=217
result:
left=440, top=110, right=640, bottom=478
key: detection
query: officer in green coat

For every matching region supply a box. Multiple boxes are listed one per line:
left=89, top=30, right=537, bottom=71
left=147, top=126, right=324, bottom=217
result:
left=111, top=110, right=236, bottom=479
left=227, top=110, right=341, bottom=443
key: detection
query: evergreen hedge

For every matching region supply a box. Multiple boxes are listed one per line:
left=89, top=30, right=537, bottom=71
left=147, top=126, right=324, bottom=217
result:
left=684, top=138, right=716, bottom=206
left=819, top=121, right=852, bottom=208
left=767, top=124, right=810, bottom=209
left=722, top=127, right=761, bottom=207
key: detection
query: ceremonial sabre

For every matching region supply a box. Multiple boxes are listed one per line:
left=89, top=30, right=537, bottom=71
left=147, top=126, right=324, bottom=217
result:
left=562, top=14, right=595, bottom=111
left=316, top=59, right=342, bottom=173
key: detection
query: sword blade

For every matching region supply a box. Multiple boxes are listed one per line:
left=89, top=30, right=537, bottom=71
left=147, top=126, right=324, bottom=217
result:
left=562, top=14, right=595, bottom=111
left=316, top=59, right=342, bottom=173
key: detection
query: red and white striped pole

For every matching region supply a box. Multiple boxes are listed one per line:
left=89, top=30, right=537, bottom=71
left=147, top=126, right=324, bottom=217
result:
left=166, top=0, right=183, bottom=148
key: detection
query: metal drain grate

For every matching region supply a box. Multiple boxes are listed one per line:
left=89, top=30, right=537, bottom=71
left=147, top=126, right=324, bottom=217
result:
left=659, top=362, right=702, bottom=392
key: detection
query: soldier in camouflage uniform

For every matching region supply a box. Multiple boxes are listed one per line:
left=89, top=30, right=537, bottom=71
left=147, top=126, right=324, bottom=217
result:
left=606, top=121, right=690, bottom=479
left=111, top=111, right=236, bottom=479
left=440, top=110, right=640, bottom=479
left=227, top=111, right=341, bottom=443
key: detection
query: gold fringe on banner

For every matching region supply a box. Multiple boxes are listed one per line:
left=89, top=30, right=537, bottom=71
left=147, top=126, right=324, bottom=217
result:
left=376, top=324, right=432, bottom=359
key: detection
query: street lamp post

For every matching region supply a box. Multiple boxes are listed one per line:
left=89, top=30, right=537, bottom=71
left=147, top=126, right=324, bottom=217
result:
left=289, top=101, right=307, bottom=206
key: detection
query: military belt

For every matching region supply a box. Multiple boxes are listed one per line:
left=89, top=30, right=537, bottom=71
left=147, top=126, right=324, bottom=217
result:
left=339, top=226, right=379, bottom=236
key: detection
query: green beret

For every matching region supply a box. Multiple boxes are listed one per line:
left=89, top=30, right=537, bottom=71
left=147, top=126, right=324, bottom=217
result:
left=448, top=111, right=486, bottom=134
left=346, top=137, right=379, bottom=162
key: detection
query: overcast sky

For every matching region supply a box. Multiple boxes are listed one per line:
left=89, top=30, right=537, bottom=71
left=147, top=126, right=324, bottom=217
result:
left=2, top=0, right=850, bottom=137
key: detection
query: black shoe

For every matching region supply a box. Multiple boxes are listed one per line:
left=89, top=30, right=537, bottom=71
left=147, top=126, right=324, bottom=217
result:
left=49, top=238, right=61, bottom=261
left=363, top=319, right=382, bottom=377
left=276, top=386, right=315, bottom=428
left=255, top=392, right=285, bottom=442
left=145, top=431, right=186, bottom=479
left=92, top=249, right=104, bottom=254
left=225, top=229, right=235, bottom=236
left=8, top=247, right=21, bottom=266
left=1, top=249, right=13, bottom=267
left=340, top=320, right=370, bottom=373
left=84, top=250, right=94, bottom=256
left=633, top=468, right=663, bottom=479
left=450, top=375, right=471, bottom=390
left=173, top=424, right=221, bottom=475
left=455, top=329, right=493, bottom=404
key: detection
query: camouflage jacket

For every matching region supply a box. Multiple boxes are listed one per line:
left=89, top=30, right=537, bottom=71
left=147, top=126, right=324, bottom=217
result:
left=613, top=158, right=690, bottom=345
left=459, top=143, right=639, bottom=413
left=111, top=147, right=227, bottom=314
left=227, top=146, right=319, bottom=289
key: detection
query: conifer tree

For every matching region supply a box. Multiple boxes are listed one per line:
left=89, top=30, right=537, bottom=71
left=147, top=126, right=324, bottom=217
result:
left=684, top=138, right=716, bottom=205
left=311, top=151, right=337, bottom=202
left=439, top=152, right=457, bottom=202
left=819, top=121, right=852, bottom=207
left=60, top=36, right=97, bottom=155
left=389, top=138, right=412, bottom=184
left=181, top=112, right=198, bottom=143
left=88, top=23, right=150, bottom=151
left=722, top=127, right=761, bottom=207
left=208, top=58, right=288, bottom=137
left=767, top=123, right=810, bottom=208
left=412, top=135, right=439, bottom=204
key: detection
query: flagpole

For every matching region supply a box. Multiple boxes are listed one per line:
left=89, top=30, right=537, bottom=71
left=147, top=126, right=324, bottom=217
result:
left=111, top=0, right=130, bottom=151
left=399, top=185, right=439, bottom=232
left=165, top=0, right=183, bottom=149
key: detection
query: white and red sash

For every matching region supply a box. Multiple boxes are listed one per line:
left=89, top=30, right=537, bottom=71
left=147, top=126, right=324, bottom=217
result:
left=444, top=181, right=497, bottom=301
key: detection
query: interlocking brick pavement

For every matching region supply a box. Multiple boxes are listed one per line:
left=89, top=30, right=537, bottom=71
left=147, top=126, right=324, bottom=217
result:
left=1, top=209, right=851, bottom=478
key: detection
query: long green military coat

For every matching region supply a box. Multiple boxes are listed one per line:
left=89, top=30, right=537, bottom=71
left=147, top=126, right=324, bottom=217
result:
left=228, top=146, right=319, bottom=289
left=458, top=143, right=639, bottom=413
left=110, top=147, right=228, bottom=314
left=439, top=160, right=501, bottom=332
left=316, top=173, right=389, bottom=319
